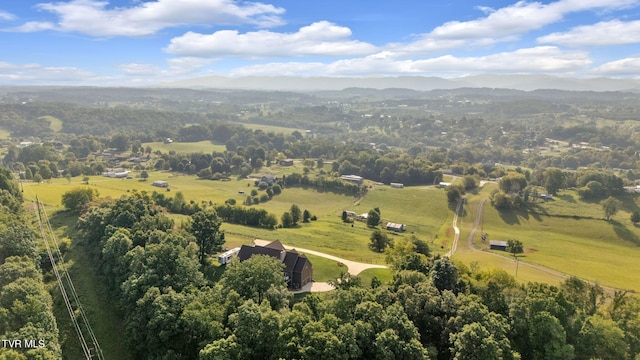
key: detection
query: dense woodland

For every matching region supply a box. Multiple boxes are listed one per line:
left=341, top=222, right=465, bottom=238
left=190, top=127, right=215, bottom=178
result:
left=2, top=87, right=640, bottom=359
left=0, top=168, right=61, bottom=359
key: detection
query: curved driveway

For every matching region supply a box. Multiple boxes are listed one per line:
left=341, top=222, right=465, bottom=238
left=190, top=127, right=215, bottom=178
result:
left=253, top=239, right=388, bottom=293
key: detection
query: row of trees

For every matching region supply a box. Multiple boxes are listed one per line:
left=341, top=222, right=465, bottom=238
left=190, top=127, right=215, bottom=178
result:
left=0, top=167, right=61, bottom=359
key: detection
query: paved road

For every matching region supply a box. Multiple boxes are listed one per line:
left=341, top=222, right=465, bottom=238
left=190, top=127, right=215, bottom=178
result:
left=253, top=240, right=388, bottom=293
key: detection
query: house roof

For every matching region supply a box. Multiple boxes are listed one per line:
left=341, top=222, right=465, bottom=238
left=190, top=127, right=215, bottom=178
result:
left=238, top=242, right=311, bottom=275
left=263, top=240, right=285, bottom=251
left=237, top=244, right=282, bottom=261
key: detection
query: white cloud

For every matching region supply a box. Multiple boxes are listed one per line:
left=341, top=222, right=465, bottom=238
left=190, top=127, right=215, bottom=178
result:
left=13, top=0, right=285, bottom=37
left=0, top=10, right=16, bottom=21
left=119, top=63, right=162, bottom=76
left=227, top=46, right=592, bottom=77
left=538, top=19, right=640, bottom=46
left=398, top=0, right=640, bottom=54
left=167, top=57, right=215, bottom=74
left=165, top=21, right=377, bottom=58
left=592, top=57, right=640, bottom=76
left=0, top=61, right=97, bottom=83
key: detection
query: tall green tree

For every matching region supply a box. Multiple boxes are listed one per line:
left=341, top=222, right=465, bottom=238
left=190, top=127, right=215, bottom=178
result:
left=220, top=255, right=290, bottom=307
left=290, top=204, right=302, bottom=225
left=543, top=167, right=565, bottom=195
left=61, top=187, right=98, bottom=213
left=189, top=208, right=225, bottom=266
left=601, top=196, right=620, bottom=220
left=369, top=229, right=391, bottom=253
left=367, top=208, right=381, bottom=228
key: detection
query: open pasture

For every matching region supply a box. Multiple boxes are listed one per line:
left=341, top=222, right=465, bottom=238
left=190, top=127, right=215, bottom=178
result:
left=23, top=171, right=452, bottom=265
left=460, top=187, right=640, bottom=292
left=143, top=140, right=227, bottom=154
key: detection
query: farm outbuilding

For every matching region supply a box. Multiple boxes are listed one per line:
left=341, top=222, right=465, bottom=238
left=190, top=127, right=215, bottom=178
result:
left=151, top=180, right=168, bottom=187
left=386, top=222, right=406, bottom=232
left=490, top=240, right=508, bottom=251
left=390, top=183, right=404, bottom=188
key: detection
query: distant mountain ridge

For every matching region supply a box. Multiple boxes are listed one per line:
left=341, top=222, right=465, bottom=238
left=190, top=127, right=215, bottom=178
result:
left=157, top=74, right=640, bottom=92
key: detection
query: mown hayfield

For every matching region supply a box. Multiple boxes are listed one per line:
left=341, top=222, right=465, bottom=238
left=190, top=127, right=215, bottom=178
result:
left=143, top=140, right=227, bottom=154
left=459, top=185, right=640, bottom=291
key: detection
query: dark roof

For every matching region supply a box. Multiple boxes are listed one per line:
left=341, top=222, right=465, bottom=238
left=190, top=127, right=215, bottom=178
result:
left=238, top=242, right=311, bottom=275
left=263, top=240, right=285, bottom=251
left=283, top=250, right=299, bottom=273
left=237, top=244, right=282, bottom=262
left=293, top=254, right=309, bottom=273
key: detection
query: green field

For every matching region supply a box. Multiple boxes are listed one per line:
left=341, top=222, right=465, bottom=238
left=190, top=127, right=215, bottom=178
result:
left=41, top=115, right=63, bottom=132
left=237, top=122, right=306, bottom=134
left=23, top=173, right=449, bottom=265
left=143, top=140, right=227, bottom=154
left=456, top=184, right=640, bottom=291
left=0, top=127, right=9, bottom=139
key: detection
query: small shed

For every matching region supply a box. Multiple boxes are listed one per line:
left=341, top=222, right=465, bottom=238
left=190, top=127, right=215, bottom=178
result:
left=438, top=182, right=451, bottom=188
left=218, top=247, right=241, bottom=265
left=490, top=240, right=508, bottom=251
left=386, top=222, right=406, bottom=232
left=279, top=159, right=294, bottom=166
left=390, top=183, right=404, bottom=188
left=151, top=180, right=169, bottom=187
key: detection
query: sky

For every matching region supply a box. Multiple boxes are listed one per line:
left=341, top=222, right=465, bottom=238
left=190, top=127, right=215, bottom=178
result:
left=1, top=0, right=640, bottom=86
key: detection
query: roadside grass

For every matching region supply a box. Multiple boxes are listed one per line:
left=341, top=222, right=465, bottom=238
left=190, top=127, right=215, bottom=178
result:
left=142, top=140, right=227, bottom=154
left=47, top=210, right=132, bottom=360
left=458, top=185, right=640, bottom=291
left=41, top=115, right=63, bottom=132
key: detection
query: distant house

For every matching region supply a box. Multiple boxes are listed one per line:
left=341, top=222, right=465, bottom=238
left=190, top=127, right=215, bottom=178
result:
left=260, top=175, right=277, bottom=186
left=237, top=240, right=313, bottom=290
left=438, top=182, right=451, bottom=188
left=102, top=170, right=130, bottom=178
left=490, top=240, right=508, bottom=251
left=151, top=180, right=169, bottom=187
left=18, top=141, right=34, bottom=148
left=390, top=182, right=404, bottom=188
left=386, top=222, right=406, bottom=232
left=279, top=158, right=294, bottom=166
left=538, top=194, right=553, bottom=200
left=218, top=247, right=241, bottom=265
left=340, top=175, right=364, bottom=184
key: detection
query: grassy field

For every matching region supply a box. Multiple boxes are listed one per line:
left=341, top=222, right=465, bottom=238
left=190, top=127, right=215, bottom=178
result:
left=41, top=115, right=63, bottom=132
left=22, top=171, right=450, bottom=265
left=0, top=127, right=10, bottom=139
left=456, top=184, right=640, bottom=291
left=142, top=140, right=227, bottom=154
left=236, top=122, right=306, bottom=134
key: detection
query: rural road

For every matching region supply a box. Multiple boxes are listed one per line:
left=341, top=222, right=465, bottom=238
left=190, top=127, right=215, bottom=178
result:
left=253, top=239, right=388, bottom=293
left=444, top=199, right=463, bottom=257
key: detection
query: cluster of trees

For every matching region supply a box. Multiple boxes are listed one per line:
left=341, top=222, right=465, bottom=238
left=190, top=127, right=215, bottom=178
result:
left=0, top=167, right=61, bottom=359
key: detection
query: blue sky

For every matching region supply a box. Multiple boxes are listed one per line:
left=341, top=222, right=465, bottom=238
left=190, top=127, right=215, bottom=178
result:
left=1, top=0, right=640, bottom=85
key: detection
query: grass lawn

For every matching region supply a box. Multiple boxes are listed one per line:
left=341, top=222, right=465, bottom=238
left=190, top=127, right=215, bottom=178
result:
left=359, top=268, right=393, bottom=288
left=142, top=140, right=227, bottom=154
left=0, top=127, right=10, bottom=139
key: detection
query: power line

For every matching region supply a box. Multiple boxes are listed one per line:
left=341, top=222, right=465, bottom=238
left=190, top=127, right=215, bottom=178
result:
left=35, top=196, right=104, bottom=360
